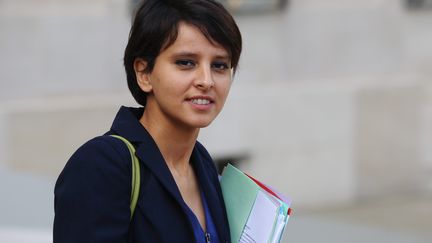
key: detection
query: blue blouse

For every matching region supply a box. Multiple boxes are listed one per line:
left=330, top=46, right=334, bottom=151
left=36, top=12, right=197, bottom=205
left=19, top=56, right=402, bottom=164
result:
left=184, top=191, right=220, bottom=243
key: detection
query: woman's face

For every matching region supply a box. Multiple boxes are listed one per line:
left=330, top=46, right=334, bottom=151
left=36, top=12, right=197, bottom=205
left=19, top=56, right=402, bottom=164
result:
left=135, top=22, right=232, bottom=130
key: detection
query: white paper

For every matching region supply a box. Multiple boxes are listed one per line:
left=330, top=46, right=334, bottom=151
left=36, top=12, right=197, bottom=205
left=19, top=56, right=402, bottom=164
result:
left=239, top=190, right=279, bottom=243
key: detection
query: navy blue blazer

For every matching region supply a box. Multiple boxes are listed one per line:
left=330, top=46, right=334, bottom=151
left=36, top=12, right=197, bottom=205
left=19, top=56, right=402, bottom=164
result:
left=54, top=106, right=231, bottom=243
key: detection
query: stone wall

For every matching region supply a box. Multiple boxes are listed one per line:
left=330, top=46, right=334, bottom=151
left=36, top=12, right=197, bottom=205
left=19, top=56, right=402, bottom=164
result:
left=1, top=0, right=432, bottom=209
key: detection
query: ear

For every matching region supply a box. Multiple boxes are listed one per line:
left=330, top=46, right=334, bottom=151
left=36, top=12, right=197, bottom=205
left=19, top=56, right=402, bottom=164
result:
left=134, top=58, right=153, bottom=93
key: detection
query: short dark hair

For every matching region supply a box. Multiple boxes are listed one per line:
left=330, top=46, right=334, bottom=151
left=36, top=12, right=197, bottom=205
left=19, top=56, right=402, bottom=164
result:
left=123, top=0, right=242, bottom=106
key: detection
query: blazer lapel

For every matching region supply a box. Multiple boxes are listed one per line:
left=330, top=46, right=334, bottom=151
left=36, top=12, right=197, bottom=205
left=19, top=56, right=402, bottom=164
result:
left=191, top=147, right=227, bottom=242
left=134, top=137, right=185, bottom=207
left=110, top=107, right=185, bottom=207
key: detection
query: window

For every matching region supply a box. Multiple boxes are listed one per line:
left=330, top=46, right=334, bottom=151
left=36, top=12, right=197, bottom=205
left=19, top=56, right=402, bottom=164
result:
left=214, top=154, right=249, bottom=174
left=128, top=0, right=288, bottom=14
left=406, top=0, right=432, bottom=9
left=217, top=0, right=288, bottom=14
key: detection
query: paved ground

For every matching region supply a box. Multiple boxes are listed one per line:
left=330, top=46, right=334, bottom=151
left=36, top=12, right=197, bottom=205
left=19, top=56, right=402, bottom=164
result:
left=1, top=168, right=431, bottom=242
left=283, top=195, right=432, bottom=243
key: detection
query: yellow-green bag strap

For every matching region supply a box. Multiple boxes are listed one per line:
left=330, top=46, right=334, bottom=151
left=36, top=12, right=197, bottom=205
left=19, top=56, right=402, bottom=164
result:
left=110, top=135, right=140, bottom=220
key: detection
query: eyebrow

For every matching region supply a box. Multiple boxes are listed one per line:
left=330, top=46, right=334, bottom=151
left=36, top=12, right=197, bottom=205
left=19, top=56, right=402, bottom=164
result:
left=171, top=52, right=197, bottom=59
left=171, top=51, right=230, bottom=60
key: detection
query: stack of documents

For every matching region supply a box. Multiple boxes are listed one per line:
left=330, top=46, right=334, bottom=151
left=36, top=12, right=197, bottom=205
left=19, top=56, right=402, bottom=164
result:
left=220, top=164, right=291, bottom=243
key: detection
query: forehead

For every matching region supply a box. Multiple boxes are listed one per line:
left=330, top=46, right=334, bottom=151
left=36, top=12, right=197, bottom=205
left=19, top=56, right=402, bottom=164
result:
left=162, top=22, right=229, bottom=58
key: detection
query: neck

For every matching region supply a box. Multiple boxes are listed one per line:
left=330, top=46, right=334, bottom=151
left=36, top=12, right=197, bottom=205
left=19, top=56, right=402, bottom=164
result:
left=140, top=105, right=199, bottom=174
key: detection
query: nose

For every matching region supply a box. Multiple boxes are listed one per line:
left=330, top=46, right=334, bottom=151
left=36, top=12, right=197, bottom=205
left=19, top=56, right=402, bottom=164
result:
left=194, top=65, right=214, bottom=90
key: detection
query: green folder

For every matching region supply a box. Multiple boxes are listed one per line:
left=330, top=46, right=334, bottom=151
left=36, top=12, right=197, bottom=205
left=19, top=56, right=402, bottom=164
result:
left=220, top=164, right=291, bottom=243
left=220, top=164, right=262, bottom=243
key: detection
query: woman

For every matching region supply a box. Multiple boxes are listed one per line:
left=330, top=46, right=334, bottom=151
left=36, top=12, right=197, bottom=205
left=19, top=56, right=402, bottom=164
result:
left=53, top=0, right=242, bottom=242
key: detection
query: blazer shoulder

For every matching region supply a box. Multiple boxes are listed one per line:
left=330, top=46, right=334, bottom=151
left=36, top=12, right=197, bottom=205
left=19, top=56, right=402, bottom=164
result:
left=55, top=135, right=135, bottom=195
left=54, top=135, right=133, bottom=242
left=65, top=135, right=131, bottom=171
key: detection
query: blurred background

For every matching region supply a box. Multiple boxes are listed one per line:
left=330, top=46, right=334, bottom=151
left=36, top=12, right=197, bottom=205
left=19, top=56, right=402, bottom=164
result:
left=1, top=0, right=432, bottom=242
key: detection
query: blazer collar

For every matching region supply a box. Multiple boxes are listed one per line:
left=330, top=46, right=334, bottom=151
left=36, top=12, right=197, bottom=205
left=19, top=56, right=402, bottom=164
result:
left=191, top=148, right=227, bottom=242
left=110, top=106, right=185, bottom=205
left=110, top=106, right=148, bottom=143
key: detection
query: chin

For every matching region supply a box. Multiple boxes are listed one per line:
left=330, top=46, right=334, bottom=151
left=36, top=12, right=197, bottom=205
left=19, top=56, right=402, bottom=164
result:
left=186, top=114, right=217, bottom=128
left=194, top=121, right=212, bottom=128
left=191, top=118, right=214, bottom=128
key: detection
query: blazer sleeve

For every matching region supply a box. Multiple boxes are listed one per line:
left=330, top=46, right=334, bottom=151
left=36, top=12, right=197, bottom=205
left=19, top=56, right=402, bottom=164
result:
left=53, top=136, right=132, bottom=243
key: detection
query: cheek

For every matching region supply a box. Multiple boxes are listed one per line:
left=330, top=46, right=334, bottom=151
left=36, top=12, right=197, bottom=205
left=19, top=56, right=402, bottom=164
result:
left=218, top=80, right=232, bottom=97
left=152, top=74, right=184, bottom=96
left=162, top=73, right=192, bottom=92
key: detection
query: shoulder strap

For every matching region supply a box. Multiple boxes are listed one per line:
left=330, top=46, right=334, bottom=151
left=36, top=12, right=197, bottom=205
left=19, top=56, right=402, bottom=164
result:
left=110, top=135, right=140, bottom=221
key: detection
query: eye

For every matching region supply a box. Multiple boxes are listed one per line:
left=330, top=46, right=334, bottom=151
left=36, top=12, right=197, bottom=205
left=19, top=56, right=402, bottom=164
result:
left=175, top=59, right=195, bottom=69
left=212, top=62, right=230, bottom=72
